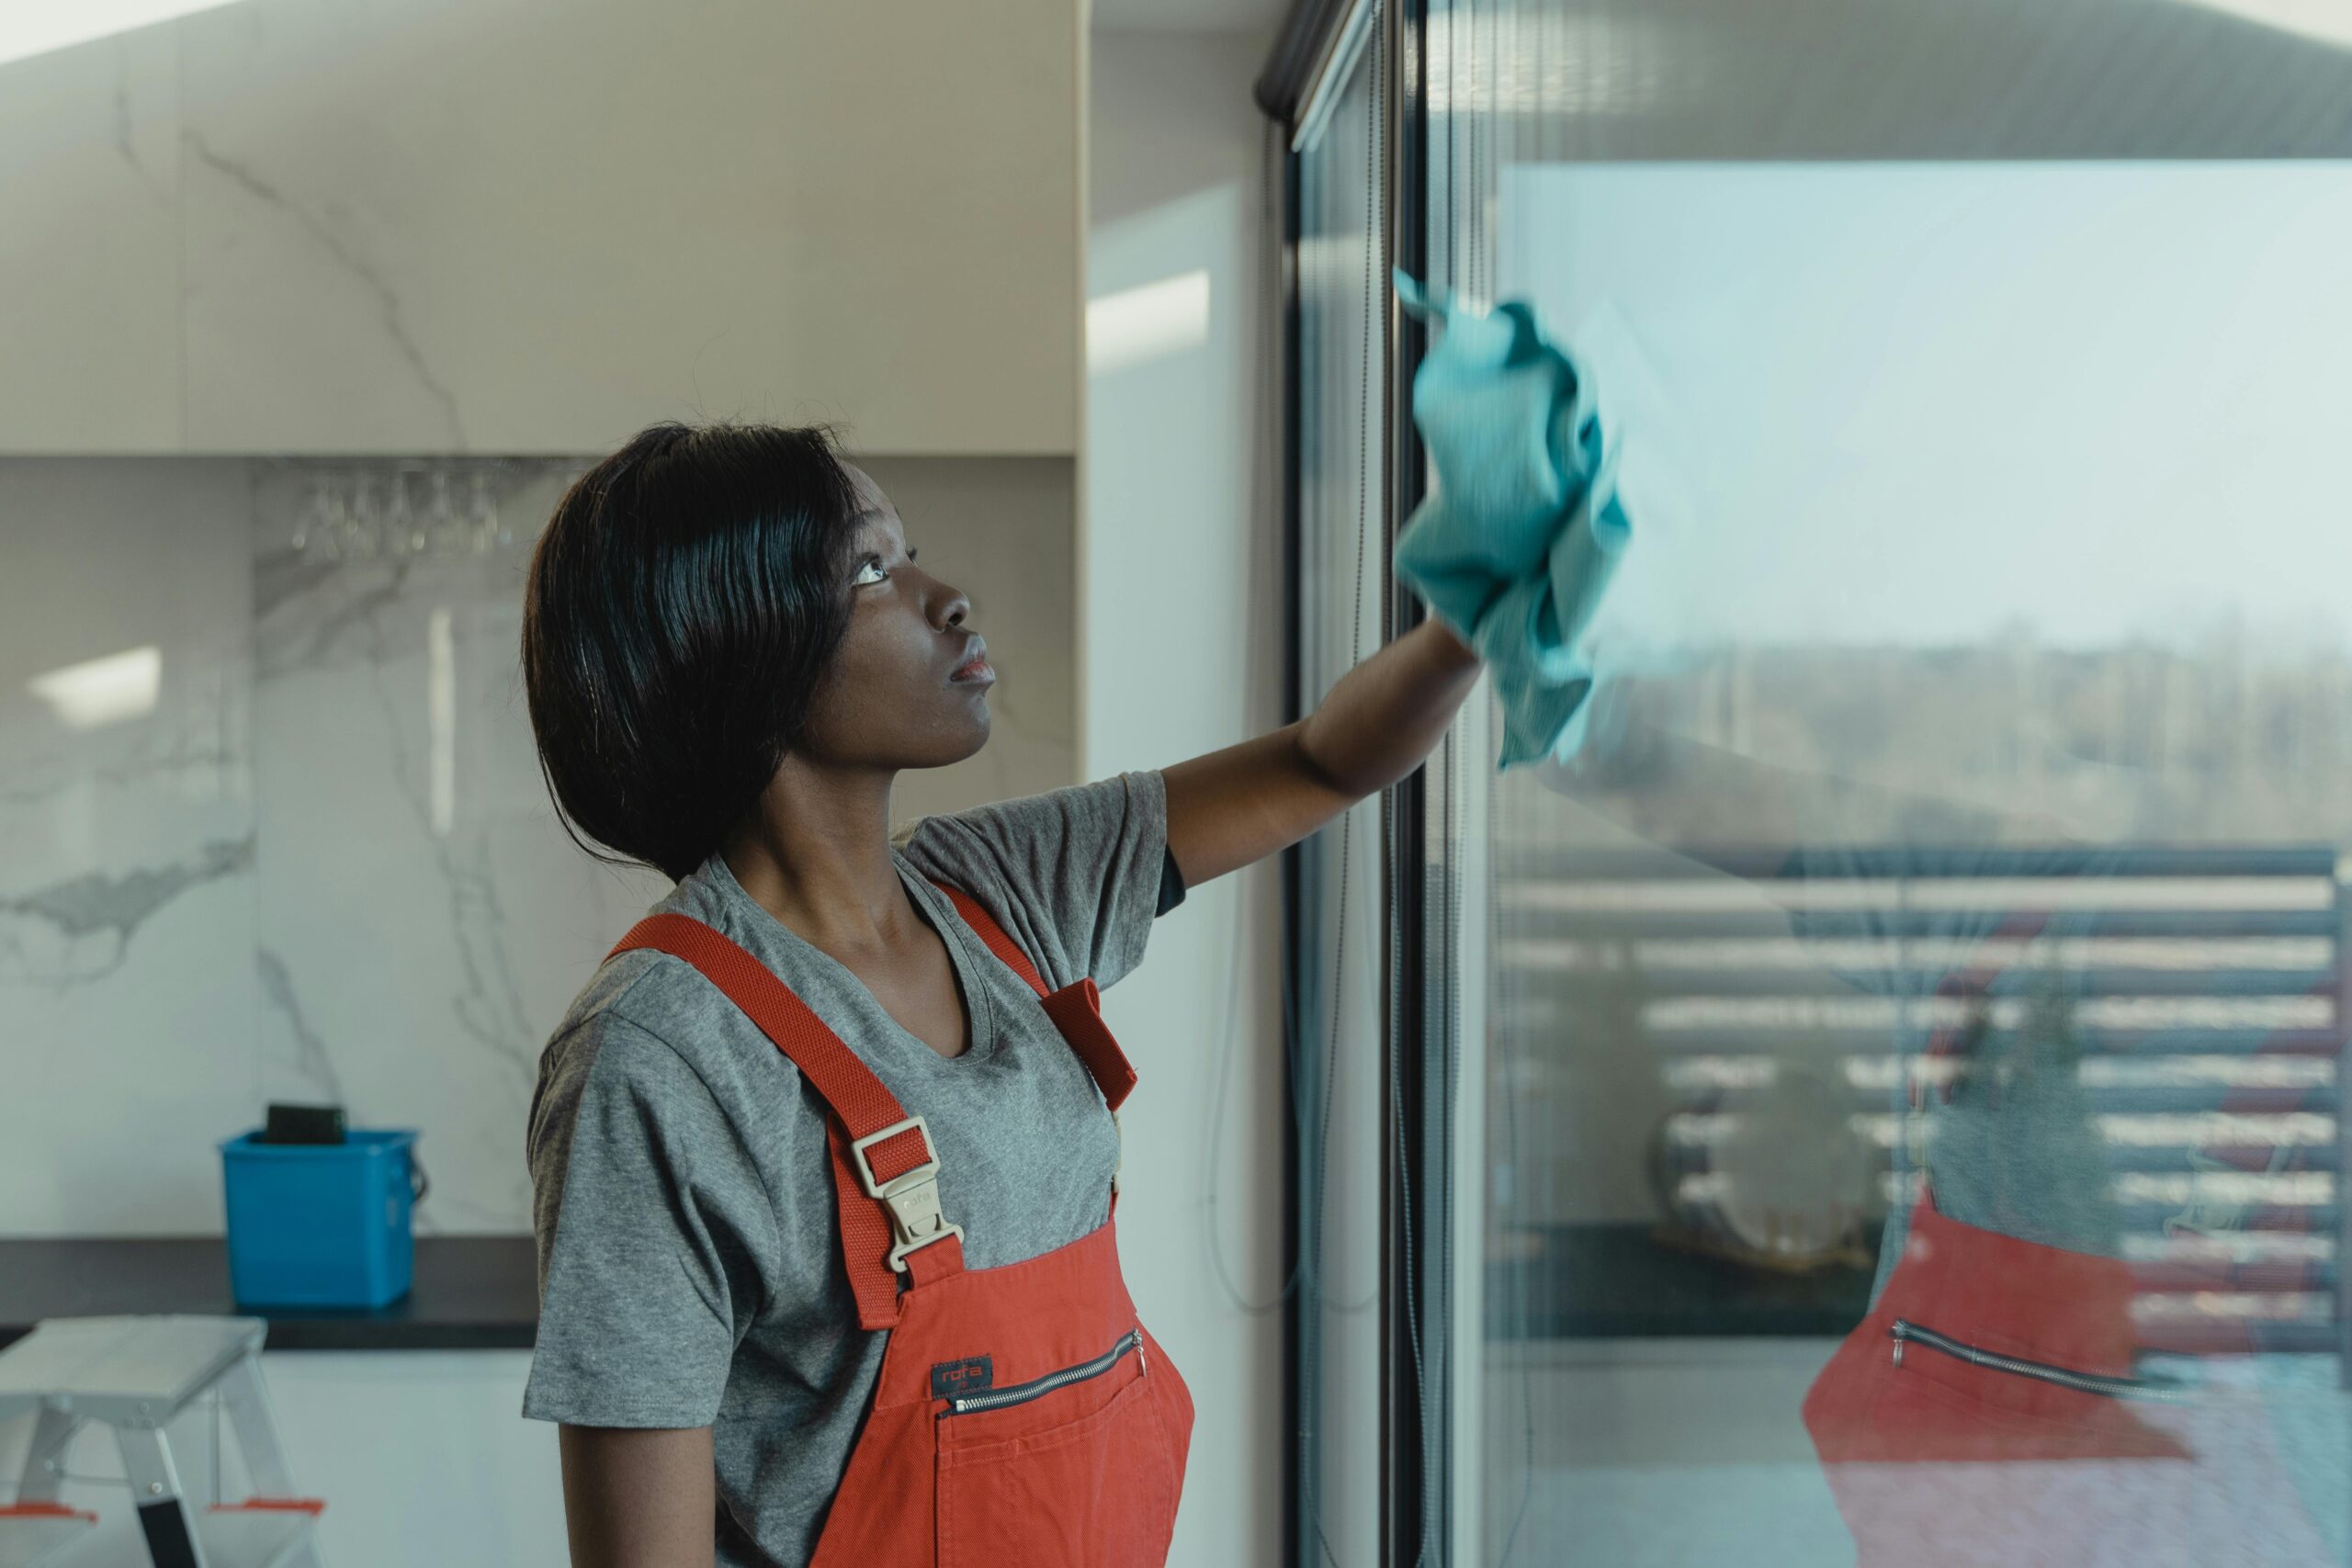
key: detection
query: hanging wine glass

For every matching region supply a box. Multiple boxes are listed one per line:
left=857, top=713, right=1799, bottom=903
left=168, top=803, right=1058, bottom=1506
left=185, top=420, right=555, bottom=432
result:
left=348, top=472, right=379, bottom=560
left=317, top=474, right=352, bottom=561
left=383, top=466, right=421, bottom=557
left=467, top=469, right=499, bottom=553
left=294, top=473, right=329, bottom=555
left=426, top=468, right=467, bottom=557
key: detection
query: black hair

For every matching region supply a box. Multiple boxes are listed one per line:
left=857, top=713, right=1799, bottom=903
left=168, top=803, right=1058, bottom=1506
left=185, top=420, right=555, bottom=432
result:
left=521, top=420, right=864, bottom=884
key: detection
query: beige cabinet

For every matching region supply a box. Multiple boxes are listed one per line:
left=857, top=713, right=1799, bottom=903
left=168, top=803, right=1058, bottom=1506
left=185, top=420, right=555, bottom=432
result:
left=1, top=0, right=1081, bottom=456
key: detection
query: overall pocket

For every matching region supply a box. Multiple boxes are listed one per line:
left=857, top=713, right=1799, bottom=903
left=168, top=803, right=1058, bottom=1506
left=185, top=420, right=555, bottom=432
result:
left=934, top=1327, right=1180, bottom=1568
left=1889, top=1317, right=2184, bottom=1404
left=1856, top=1314, right=2198, bottom=1466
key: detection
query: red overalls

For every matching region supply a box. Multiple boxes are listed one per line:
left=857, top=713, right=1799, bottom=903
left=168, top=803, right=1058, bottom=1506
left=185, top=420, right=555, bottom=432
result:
left=607, top=879, right=1194, bottom=1566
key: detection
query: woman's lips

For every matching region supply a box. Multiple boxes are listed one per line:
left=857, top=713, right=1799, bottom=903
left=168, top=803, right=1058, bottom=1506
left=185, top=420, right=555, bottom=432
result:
left=949, top=657, right=995, bottom=684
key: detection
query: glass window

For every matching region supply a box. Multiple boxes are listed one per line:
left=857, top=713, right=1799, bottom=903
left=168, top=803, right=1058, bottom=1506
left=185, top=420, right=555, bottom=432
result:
left=1286, top=3, right=2352, bottom=1563
left=1475, top=156, right=2352, bottom=1564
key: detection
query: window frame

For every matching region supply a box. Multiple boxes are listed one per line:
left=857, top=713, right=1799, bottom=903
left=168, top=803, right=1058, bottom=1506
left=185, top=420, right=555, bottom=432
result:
left=1265, top=3, right=1458, bottom=1563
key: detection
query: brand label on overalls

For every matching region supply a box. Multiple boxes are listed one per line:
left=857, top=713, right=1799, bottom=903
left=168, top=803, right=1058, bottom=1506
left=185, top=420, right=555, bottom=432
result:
left=931, top=1356, right=994, bottom=1400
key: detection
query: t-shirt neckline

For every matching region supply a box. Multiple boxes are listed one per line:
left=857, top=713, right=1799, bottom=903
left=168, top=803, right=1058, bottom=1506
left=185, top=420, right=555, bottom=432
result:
left=699, top=843, right=999, bottom=1067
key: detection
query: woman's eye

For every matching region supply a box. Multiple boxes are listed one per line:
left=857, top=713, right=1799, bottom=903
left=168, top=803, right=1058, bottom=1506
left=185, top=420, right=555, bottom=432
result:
left=852, top=557, right=887, bottom=587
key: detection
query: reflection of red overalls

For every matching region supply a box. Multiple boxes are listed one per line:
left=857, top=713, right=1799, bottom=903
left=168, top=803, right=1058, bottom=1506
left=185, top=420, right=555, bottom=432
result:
left=608, top=879, right=1193, bottom=1566
left=1803, top=918, right=2334, bottom=1564
left=1804, top=1195, right=2332, bottom=1564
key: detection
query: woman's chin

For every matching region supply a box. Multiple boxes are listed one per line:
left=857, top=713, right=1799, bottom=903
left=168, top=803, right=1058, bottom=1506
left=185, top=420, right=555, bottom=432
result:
left=949, top=703, right=991, bottom=759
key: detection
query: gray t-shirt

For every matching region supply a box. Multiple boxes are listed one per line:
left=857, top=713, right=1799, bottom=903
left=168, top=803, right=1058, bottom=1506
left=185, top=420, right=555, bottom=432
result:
left=520, top=768, right=1170, bottom=1567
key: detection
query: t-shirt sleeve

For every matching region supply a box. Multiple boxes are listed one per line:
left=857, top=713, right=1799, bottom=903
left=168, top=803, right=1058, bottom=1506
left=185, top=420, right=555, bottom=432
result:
left=1155, top=841, right=1187, bottom=917
left=900, top=767, right=1169, bottom=993
left=521, top=1010, right=775, bottom=1428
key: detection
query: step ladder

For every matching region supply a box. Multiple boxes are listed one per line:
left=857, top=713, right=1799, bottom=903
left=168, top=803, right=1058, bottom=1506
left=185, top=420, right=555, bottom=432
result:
left=0, top=1315, right=324, bottom=1568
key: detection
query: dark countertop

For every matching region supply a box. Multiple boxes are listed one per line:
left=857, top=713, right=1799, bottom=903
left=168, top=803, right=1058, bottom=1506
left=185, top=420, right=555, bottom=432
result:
left=0, top=1236, right=538, bottom=1352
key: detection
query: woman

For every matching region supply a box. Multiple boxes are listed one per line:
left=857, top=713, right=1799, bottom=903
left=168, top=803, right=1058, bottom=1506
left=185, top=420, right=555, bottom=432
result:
left=516, top=421, right=1480, bottom=1567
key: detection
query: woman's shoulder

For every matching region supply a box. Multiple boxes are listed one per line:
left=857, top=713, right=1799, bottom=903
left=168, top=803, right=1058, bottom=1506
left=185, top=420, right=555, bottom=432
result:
left=561, top=942, right=808, bottom=1072
left=532, top=893, right=808, bottom=1133
left=526, top=949, right=808, bottom=1213
left=533, top=956, right=721, bottom=1124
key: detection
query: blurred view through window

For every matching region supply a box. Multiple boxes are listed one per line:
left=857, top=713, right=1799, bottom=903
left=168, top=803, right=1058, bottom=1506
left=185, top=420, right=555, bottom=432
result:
left=1473, top=162, right=2352, bottom=1563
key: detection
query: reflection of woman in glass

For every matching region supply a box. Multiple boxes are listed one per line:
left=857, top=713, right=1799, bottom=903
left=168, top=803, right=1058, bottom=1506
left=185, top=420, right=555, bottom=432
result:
left=1535, top=691, right=2335, bottom=1565
left=1932, top=974, right=2122, bottom=1265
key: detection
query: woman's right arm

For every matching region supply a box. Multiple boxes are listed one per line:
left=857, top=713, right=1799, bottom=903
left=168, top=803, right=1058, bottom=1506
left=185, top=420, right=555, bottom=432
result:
left=524, top=1013, right=776, bottom=1566
left=558, top=1424, right=717, bottom=1567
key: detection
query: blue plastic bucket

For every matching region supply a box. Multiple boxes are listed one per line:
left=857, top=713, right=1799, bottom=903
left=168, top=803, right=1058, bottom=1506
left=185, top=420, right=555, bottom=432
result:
left=219, top=1128, right=422, bottom=1308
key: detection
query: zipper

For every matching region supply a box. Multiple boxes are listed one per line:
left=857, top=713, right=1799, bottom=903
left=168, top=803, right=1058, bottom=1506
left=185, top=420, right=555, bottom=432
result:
left=939, top=1327, right=1145, bottom=1417
left=1889, top=1318, right=2181, bottom=1403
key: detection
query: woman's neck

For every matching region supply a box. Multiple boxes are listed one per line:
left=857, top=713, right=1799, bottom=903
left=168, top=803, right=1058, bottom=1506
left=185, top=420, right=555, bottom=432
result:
left=720, top=764, right=910, bottom=959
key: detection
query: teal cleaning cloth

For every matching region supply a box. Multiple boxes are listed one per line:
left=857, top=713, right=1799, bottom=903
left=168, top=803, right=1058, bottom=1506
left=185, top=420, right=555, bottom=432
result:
left=1393, top=270, right=1632, bottom=769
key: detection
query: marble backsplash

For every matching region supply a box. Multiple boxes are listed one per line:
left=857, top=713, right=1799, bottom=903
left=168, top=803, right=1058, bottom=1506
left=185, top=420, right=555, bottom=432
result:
left=0, top=453, right=1075, bottom=1235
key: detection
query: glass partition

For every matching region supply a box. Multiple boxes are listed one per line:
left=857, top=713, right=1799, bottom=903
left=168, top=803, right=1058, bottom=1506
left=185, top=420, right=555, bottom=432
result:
left=1288, top=1, right=2352, bottom=1563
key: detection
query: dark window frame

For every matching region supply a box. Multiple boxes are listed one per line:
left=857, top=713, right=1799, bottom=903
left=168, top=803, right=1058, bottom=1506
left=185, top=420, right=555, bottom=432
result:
left=1263, top=4, right=1452, bottom=1562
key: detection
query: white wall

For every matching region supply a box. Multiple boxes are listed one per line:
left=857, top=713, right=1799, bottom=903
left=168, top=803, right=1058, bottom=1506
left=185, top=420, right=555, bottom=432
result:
left=1083, top=28, right=1286, bottom=1568
left=0, top=454, right=1072, bottom=1240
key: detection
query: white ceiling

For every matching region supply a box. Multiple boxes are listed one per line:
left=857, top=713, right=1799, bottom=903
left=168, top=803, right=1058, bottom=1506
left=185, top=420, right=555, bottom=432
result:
left=1091, top=0, right=1289, bottom=33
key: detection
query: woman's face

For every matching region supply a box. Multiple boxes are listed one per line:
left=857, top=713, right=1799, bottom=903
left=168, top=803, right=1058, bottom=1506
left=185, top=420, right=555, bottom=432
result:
left=794, top=465, right=995, bottom=771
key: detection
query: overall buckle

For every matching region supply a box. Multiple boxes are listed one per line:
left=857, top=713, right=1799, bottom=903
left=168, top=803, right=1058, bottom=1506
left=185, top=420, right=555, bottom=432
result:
left=848, top=1114, right=965, bottom=1273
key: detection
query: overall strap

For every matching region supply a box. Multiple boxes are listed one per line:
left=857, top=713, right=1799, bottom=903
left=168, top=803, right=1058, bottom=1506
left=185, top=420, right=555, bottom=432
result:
left=605, top=913, right=962, bottom=1329
left=928, top=881, right=1137, bottom=1114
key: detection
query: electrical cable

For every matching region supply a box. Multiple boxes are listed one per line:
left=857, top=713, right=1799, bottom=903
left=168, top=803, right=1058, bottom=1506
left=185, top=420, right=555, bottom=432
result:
left=1408, top=551, right=1469, bottom=1568
left=1311, top=0, right=1388, bottom=1332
